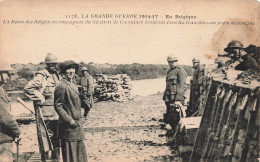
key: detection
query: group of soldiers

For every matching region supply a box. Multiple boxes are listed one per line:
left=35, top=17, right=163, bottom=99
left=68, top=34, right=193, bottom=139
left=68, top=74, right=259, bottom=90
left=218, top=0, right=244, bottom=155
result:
left=162, top=54, right=204, bottom=130
left=0, top=53, right=94, bottom=161
left=162, top=40, right=260, bottom=132
left=0, top=40, right=258, bottom=161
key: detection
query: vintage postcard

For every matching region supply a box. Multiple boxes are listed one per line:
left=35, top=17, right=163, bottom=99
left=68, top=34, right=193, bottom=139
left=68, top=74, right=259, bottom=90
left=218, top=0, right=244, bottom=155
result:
left=0, top=0, right=259, bottom=161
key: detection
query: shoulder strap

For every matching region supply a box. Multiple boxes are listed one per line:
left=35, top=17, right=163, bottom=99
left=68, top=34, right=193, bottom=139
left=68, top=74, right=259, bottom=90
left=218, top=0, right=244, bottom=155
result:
left=39, top=69, right=49, bottom=93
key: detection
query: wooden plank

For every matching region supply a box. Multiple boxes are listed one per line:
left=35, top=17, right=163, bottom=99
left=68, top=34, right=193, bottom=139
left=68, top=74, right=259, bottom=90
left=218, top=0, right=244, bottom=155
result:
left=226, top=94, right=248, bottom=161
left=27, top=152, right=42, bottom=162
left=209, top=88, right=233, bottom=160
left=189, top=81, right=219, bottom=161
left=240, top=97, right=258, bottom=161
left=204, top=87, right=226, bottom=161
left=201, top=86, right=222, bottom=160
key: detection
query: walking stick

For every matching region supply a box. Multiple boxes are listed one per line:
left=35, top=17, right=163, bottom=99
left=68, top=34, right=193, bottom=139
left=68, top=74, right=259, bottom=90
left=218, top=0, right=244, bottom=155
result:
left=15, top=137, right=21, bottom=162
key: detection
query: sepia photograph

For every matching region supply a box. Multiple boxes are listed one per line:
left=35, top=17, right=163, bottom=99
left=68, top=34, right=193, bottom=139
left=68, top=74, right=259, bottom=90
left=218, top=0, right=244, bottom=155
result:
left=0, top=0, right=259, bottom=161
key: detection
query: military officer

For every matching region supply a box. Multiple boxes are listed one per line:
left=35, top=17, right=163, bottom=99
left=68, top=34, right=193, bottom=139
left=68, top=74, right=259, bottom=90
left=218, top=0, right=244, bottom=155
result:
left=163, top=55, right=187, bottom=129
left=79, top=67, right=94, bottom=118
left=24, top=53, right=61, bottom=161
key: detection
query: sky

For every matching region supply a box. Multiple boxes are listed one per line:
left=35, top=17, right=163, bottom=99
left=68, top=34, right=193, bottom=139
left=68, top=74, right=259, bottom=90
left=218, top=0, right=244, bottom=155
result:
left=0, top=0, right=259, bottom=67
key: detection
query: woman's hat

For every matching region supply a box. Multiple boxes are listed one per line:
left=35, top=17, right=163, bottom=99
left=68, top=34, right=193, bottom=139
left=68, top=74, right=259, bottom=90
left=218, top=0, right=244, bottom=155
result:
left=60, top=60, right=79, bottom=74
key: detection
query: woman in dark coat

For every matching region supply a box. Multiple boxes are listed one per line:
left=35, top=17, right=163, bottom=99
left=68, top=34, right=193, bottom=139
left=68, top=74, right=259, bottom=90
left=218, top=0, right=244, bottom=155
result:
left=54, top=61, right=88, bottom=162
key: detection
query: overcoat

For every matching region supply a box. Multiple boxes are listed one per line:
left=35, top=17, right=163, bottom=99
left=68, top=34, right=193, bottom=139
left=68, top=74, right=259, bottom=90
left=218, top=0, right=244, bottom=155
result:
left=0, top=87, right=20, bottom=143
left=163, top=66, right=187, bottom=103
left=54, top=79, right=85, bottom=141
left=80, top=74, right=94, bottom=108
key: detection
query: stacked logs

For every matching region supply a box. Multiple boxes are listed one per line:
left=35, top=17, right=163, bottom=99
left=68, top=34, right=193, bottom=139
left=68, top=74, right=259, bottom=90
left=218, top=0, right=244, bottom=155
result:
left=93, top=74, right=133, bottom=102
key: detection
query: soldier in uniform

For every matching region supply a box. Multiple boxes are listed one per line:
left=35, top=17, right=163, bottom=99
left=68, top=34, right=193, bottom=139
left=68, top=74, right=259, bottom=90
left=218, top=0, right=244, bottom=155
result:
left=0, top=80, right=21, bottom=162
left=163, top=55, right=187, bottom=130
left=222, top=40, right=246, bottom=70
left=24, top=53, right=61, bottom=161
left=79, top=67, right=94, bottom=118
left=238, top=44, right=260, bottom=71
left=189, top=57, right=205, bottom=116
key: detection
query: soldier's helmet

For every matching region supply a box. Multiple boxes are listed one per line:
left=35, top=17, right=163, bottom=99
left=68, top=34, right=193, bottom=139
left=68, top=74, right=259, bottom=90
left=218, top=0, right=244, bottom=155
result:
left=167, top=54, right=178, bottom=62
left=81, top=67, right=88, bottom=71
left=224, top=40, right=243, bottom=53
left=192, top=57, right=200, bottom=63
left=45, top=53, right=58, bottom=64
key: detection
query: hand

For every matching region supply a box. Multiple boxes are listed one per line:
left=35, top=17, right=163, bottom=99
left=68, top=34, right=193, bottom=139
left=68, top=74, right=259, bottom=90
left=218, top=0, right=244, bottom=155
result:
left=35, top=97, right=45, bottom=106
left=174, top=101, right=182, bottom=107
left=69, top=120, right=78, bottom=129
left=15, top=136, right=21, bottom=143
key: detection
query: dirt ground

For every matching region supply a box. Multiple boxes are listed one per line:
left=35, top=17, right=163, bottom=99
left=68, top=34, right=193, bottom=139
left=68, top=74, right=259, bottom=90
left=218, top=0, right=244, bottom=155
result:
left=16, top=93, right=182, bottom=162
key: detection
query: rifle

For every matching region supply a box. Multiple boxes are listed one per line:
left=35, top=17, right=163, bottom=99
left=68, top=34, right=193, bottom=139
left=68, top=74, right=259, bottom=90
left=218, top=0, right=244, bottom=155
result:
left=218, top=54, right=231, bottom=57
left=33, top=102, right=53, bottom=161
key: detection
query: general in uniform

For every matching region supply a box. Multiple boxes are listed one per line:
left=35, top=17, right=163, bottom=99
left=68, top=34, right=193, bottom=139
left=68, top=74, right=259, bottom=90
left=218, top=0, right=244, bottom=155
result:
left=24, top=53, right=61, bottom=160
left=163, top=55, right=187, bottom=129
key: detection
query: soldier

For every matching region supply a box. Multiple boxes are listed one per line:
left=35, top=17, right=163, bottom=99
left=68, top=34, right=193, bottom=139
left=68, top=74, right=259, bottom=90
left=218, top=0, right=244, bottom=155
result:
left=79, top=67, right=94, bottom=118
left=190, top=57, right=205, bottom=116
left=238, top=44, right=260, bottom=71
left=163, top=55, right=187, bottom=130
left=222, top=40, right=246, bottom=70
left=0, top=83, right=21, bottom=161
left=24, top=53, right=61, bottom=161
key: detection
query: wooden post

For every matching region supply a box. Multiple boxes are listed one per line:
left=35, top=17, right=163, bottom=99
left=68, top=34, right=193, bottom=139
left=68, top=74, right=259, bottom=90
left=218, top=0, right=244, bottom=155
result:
left=240, top=97, right=258, bottom=161
left=201, top=85, right=222, bottom=159
left=226, top=94, right=248, bottom=161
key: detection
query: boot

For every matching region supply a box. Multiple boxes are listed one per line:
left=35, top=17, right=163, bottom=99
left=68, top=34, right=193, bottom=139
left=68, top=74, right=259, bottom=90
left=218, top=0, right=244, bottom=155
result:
left=51, top=147, right=60, bottom=161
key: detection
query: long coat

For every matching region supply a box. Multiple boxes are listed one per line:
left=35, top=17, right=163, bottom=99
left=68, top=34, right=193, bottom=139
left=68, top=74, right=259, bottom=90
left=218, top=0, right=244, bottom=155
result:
left=80, top=74, right=94, bottom=109
left=0, top=87, right=20, bottom=143
left=163, top=66, right=187, bottom=103
left=54, top=79, right=85, bottom=141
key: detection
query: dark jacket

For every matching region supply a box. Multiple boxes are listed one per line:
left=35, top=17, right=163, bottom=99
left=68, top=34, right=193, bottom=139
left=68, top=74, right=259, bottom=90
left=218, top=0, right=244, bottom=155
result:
left=0, top=87, right=20, bottom=143
left=163, top=66, right=187, bottom=103
left=191, top=65, right=205, bottom=94
left=54, top=79, right=85, bottom=141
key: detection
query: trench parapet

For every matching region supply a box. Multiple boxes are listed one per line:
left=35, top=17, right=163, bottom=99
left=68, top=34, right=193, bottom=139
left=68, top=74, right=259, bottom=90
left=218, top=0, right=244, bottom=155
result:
left=190, top=77, right=259, bottom=162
